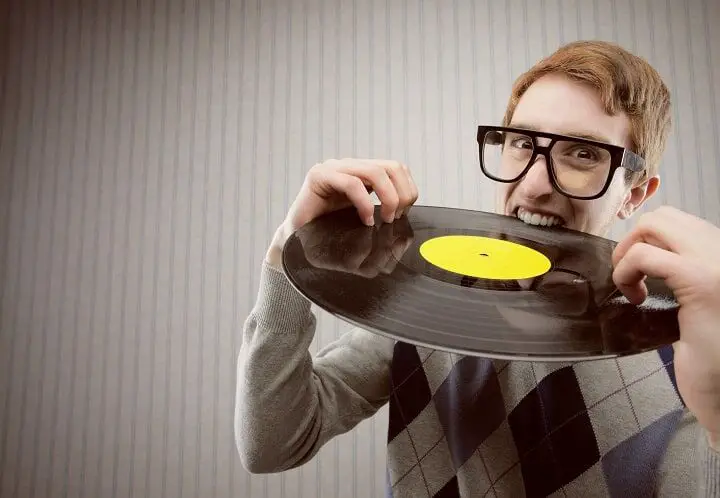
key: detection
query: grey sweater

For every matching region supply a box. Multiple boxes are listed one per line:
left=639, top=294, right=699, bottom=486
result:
left=236, top=261, right=720, bottom=497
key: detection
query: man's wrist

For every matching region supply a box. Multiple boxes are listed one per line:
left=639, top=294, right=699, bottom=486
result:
left=264, top=223, right=290, bottom=271
left=265, top=243, right=284, bottom=271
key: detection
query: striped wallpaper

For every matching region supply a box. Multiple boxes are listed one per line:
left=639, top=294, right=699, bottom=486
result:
left=0, top=0, right=718, bottom=497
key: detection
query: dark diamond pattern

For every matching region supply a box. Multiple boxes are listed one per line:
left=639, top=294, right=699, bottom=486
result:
left=518, top=410, right=600, bottom=497
left=433, top=476, right=460, bottom=497
left=507, top=366, right=600, bottom=495
left=388, top=343, right=432, bottom=442
left=433, top=356, right=506, bottom=469
left=657, top=345, right=684, bottom=406
left=508, top=366, right=588, bottom=455
left=601, top=408, right=683, bottom=497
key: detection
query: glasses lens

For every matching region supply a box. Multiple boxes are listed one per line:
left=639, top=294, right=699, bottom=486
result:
left=481, top=130, right=534, bottom=181
left=550, top=140, right=612, bottom=197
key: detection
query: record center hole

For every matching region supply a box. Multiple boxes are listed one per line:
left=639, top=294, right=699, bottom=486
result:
left=479, top=253, right=489, bottom=257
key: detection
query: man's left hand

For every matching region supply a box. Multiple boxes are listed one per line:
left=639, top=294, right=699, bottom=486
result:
left=612, top=205, right=720, bottom=451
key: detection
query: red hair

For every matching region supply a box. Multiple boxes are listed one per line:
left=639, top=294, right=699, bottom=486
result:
left=503, top=40, right=672, bottom=183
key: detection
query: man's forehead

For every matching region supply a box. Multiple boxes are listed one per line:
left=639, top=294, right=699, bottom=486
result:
left=509, top=74, right=632, bottom=148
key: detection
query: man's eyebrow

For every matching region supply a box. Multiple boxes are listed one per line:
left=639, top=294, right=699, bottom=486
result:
left=508, top=122, right=613, bottom=144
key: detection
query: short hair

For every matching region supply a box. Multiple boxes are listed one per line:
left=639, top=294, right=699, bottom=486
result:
left=502, top=40, right=672, bottom=184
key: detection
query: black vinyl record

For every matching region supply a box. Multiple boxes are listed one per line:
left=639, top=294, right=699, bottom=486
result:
left=281, top=205, right=680, bottom=361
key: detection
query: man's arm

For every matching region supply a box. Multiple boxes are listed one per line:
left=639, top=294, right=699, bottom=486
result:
left=234, top=259, right=395, bottom=473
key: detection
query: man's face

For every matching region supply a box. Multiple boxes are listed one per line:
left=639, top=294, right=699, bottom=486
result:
left=495, top=73, right=657, bottom=236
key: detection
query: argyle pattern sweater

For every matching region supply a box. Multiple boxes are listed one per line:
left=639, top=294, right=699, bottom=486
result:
left=386, top=342, right=693, bottom=497
left=236, top=263, right=720, bottom=497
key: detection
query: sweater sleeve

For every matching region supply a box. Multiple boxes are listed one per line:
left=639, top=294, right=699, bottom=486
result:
left=235, top=261, right=395, bottom=473
left=698, top=430, right=720, bottom=497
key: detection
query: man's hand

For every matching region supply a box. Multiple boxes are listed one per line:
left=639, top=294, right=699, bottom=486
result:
left=611, top=206, right=720, bottom=450
left=266, top=159, right=419, bottom=269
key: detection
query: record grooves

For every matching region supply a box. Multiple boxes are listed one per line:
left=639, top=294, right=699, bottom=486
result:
left=282, top=205, right=680, bottom=361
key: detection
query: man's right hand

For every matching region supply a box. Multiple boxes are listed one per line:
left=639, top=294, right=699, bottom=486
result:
left=265, top=159, right=419, bottom=269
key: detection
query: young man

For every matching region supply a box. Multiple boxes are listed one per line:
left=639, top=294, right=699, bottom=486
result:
left=236, top=41, right=720, bottom=496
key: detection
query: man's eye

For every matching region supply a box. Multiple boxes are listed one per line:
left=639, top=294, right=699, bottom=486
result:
left=510, top=138, right=532, bottom=149
left=571, top=147, right=598, bottom=161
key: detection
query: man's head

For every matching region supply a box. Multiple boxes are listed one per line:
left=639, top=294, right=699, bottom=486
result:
left=491, top=40, right=671, bottom=236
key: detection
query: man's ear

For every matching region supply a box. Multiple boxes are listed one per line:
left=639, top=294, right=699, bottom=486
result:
left=618, top=175, right=660, bottom=219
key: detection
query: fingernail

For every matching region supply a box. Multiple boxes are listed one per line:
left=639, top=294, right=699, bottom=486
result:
left=365, top=215, right=375, bottom=226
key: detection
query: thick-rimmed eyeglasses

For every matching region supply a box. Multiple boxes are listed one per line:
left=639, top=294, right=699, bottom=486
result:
left=476, top=125, right=645, bottom=200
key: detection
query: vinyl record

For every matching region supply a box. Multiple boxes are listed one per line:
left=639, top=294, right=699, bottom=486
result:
left=281, top=205, right=680, bottom=361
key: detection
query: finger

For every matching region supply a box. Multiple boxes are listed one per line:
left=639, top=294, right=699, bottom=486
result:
left=612, top=241, right=686, bottom=305
left=332, top=162, right=400, bottom=223
left=380, top=162, right=414, bottom=219
left=612, top=207, right=704, bottom=266
left=310, top=168, right=377, bottom=226
left=405, top=164, right=419, bottom=214
left=396, top=162, right=419, bottom=217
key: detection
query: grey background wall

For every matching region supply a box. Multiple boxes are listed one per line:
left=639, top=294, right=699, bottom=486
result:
left=0, top=0, right=718, bottom=497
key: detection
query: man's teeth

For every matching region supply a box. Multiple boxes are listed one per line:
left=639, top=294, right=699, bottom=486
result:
left=516, top=207, right=563, bottom=227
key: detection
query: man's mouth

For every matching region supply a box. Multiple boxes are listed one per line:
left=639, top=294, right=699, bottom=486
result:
left=515, top=207, right=565, bottom=227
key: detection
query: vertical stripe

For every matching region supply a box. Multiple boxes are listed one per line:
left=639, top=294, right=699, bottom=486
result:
left=210, top=0, right=226, bottom=495
left=249, top=1, right=263, bottom=496
left=75, top=1, right=101, bottom=494
left=0, top=0, right=15, bottom=325
left=610, top=0, right=619, bottom=40
left=13, top=1, right=51, bottom=496
left=162, top=0, right=183, bottom=494
left=55, top=0, right=85, bottom=495
left=703, top=0, right=720, bottom=223
left=539, top=0, right=547, bottom=55
left=145, top=0, right=170, bottom=495
left=402, top=0, right=409, bottom=171
left=28, top=0, right=61, bottom=496
left=103, top=0, right=130, bottom=494
left=683, top=0, right=704, bottom=219
left=0, top=0, right=27, bottom=490
left=436, top=1, right=446, bottom=205
left=115, top=0, right=141, bottom=495
left=629, top=0, right=638, bottom=53
left=663, top=0, right=686, bottom=210
left=197, top=0, right=214, bottom=495
left=85, top=0, right=113, bottom=494
left=215, top=0, right=230, bottom=494
left=419, top=0, right=427, bottom=199
left=42, top=0, right=75, bottom=495
left=232, top=0, right=247, bottom=494
left=470, top=0, right=478, bottom=199
left=453, top=0, right=463, bottom=208
left=592, top=0, right=599, bottom=40
left=128, top=1, right=155, bottom=496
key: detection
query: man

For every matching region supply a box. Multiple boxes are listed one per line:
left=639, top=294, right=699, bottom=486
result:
left=235, top=40, right=720, bottom=496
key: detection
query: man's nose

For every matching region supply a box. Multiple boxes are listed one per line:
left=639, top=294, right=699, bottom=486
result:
left=517, top=155, right=554, bottom=199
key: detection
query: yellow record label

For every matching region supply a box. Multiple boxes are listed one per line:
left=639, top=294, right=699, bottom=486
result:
left=419, top=235, right=551, bottom=280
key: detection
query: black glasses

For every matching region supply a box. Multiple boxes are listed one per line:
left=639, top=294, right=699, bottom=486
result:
left=476, top=125, right=645, bottom=200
